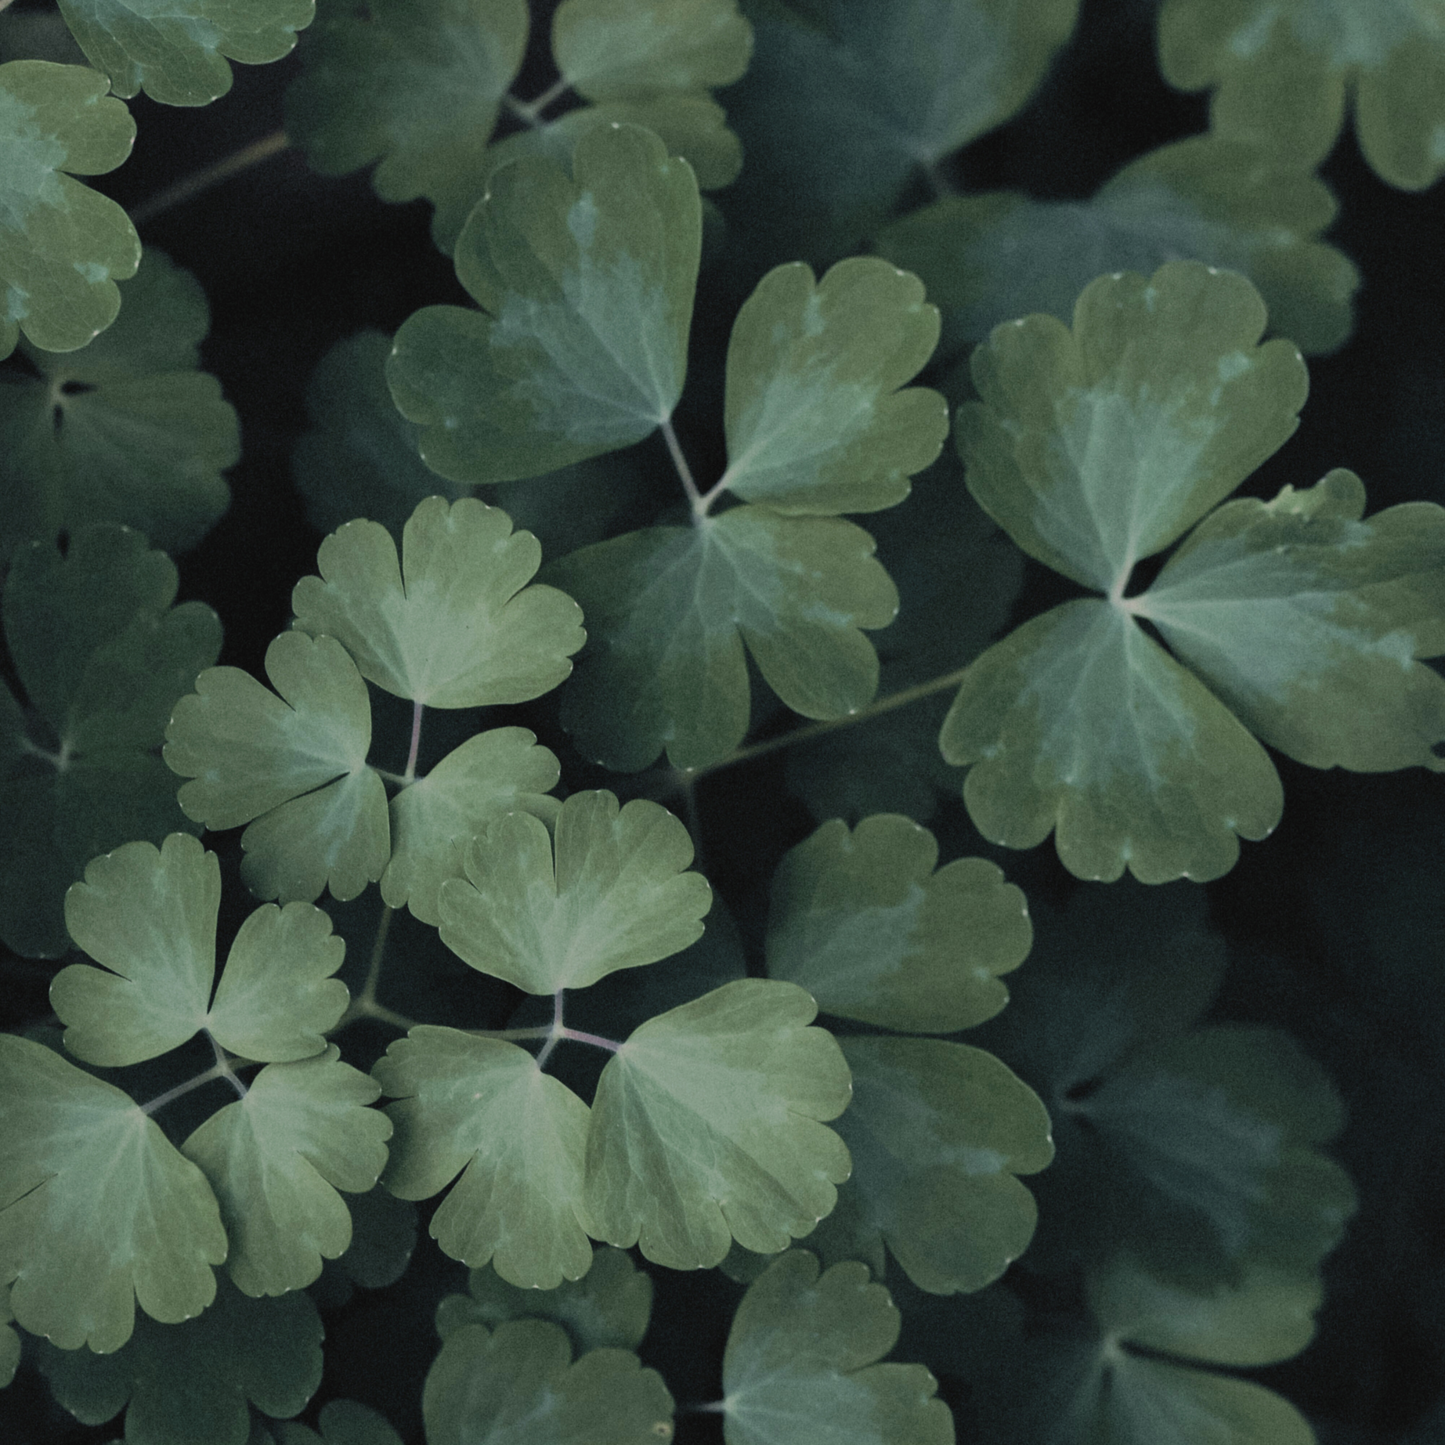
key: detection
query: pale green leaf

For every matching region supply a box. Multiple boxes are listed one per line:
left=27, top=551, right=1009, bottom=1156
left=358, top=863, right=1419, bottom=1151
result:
left=718, top=257, right=946, bottom=514
left=0, top=1034, right=227, bottom=1353
left=549, top=507, right=898, bottom=771
left=584, top=978, right=852, bottom=1269
left=292, top=496, right=584, bottom=706
left=0, top=60, right=138, bottom=360
left=381, top=726, right=560, bottom=925
left=182, top=1046, right=391, bottom=1297
left=423, top=1319, right=675, bottom=1445
left=552, top=0, right=751, bottom=100
left=387, top=122, right=700, bottom=484
left=374, top=1028, right=594, bottom=1288
left=766, top=814, right=1030, bottom=1033
left=721, top=1251, right=953, bottom=1445
left=438, top=790, right=710, bottom=994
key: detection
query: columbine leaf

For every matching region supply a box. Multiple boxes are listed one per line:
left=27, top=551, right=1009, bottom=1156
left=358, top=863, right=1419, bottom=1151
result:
left=374, top=1029, right=594, bottom=1288
left=387, top=122, right=701, bottom=485
left=0, top=1034, right=227, bottom=1353
left=766, top=814, right=1031, bottom=1034
left=549, top=508, right=898, bottom=771
left=584, top=978, right=852, bottom=1270
left=956, top=261, right=1308, bottom=596
left=58, top=0, right=314, bottom=105
left=182, top=1047, right=391, bottom=1297
left=1158, top=0, right=1445, bottom=190
left=276, top=1400, right=404, bottom=1445
left=0, top=60, right=139, bottom=361
left=36, top=1279, right=323, bottom=1445
left=436, top=1247, right=652, bottom=1353
left=165, top=630, right=390, bottom=903
left=438, top=790, right=710, bottom=993
left=286, top=0, right=528, bottom=251
left=291, top=496, right=584, bottom=707
left=552, top=0, right=751, bottom=100
left=423, top=1319, right=675, bottom=1445
left=833, top=1037, right=1052, bottom=1296
left=716, top=257, right=946, bottom=514
left=0, top=248, right=236, bottom=559
left=1137, top=468, right=1445, bottom=773
left=1, top=1289, right=21, bottom=1388
left=720, top=1251, right=953, bottom=1445
left=381, top=726, right=560, bottom=925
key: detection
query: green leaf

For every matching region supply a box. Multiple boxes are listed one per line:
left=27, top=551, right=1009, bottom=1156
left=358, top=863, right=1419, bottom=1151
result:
left=0, top=1033, right=227, bottom=1352
left=1137, top=469, right=1445, bottom=773
left=329, top=1184, right=417, bottom=1291
left=387, top=122, right=701, bottom=485
left=0, top=526, right=221, bottom=957
left=875, top=133, right=1360, bottom=358
left=276, top=1400, right=404, bottom=1445
left=436, top=1247, right=652, bottom=1353
left=381, top=726, right=561, bottom=925
left=765, top=814, right=1031, bottom=1034
left=549, top=508, right=898, bottom=771
left=423, top=1319, right=675, bottom=1445
left=286, top=0, right=527, bottom=250
left=374, top=1028, right=595, bottom=1288
left=0, top=1290, right=20, bottom=1389
left=1158, top=0, right=1445, bottom=190
left=0, top=60, right=139, bottom=361
left=716, top=257, right=946, bottom=514
left=292, top=496, right=584, bottom=707
left=956, top=261, right=1308, bottom=596
left=584, top=978, right=852, bottom=1269
left=0, top=248, right=236, bottom=559
left=58, top=0, right=314, bottom=105
left=438, top=790, right=710, bottom=993
left=165, top=630, right=390, bottom=904
left=36, top=1279, right=323, bottom=1445
left=552, top=0, right=751, bottom=100
left=182, top=1046, right=391, bottom=1297
left=720, top=1251, right=954, bottom=1445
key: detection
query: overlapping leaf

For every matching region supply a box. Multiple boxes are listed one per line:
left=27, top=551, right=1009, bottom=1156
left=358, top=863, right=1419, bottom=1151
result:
left=36, top=1279, right=323, bottom=1445
left=944, top=260, right=1445, bottom=882
left=1158, top=0, right=1445, bottom=190
left=438, top=790, right=711, bottom=993
left=0, top=61, right=139, bottom=361
left=0, top=525, right=221, bottom=957
left=721, top=1251, right=954, bottom=1445
left=876, top=134, right=1360, bottom=359
left=1, top=1290, right=20, bottom=1389
left=388, top=122, right=701, bottom=483
left=423, top=1319, right=675, bottom=1445
left=274, top=1401, right=404, bottom=1445
left=0, top=1034, right=228, bottom=1352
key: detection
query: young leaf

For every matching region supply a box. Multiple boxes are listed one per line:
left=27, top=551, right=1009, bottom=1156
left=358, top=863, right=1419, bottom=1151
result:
left=720, top=1251, right=954, bottom=1445
left=423, top=1319, right=675, bottom=1445
left=36, top=1279, right=323, bottom=1445
left=584, top=978, right=852, bottom=1269
left=717, top=257, right=947, bottom=514
left=436, top=1247, right=652, bottom=1353
left=0, top=526, right=221, bottom=957
left=1158, top=0, right=1445, bottom=190
left=291, top=496, right=584, bottom=707
left=765, top=814, right=1031, bottom=1034
left=0, top=249, right=237, bottom=559
left=285, top=0, right=528, bottom=251
left=275, top=1400, right=404, bottom=1445
left=165, top=630, right=390, bottom=904
left=437, top=790, right=710, bottom=993
left=552, top=0, right=752, bottom=101
left=387, top=122, right=701, bottom=484
left=0, top=61, right=139, bottom=361
left=0, top=1034, right=228, bottom=1353
left=182, top=1046, right=392, bottom=1297
left=548, top=508, right=898, bottom=771
left=374, top=1029, right=595, bottom=1289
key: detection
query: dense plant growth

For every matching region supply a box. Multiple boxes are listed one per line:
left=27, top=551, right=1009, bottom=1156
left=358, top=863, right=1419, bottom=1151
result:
left=3, top=1, right=1445, bottom=1442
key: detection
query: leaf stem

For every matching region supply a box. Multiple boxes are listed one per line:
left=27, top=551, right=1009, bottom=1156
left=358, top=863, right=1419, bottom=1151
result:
left=336, top=903, right=420, bottom=1032
left=661, top=418, right=706, bottom=515
left=534, top=991, right=566, bottom=1071
left=403, top=701, right=425, bottom=783
left=129, top=129, right=291, bottom=226
left=138, top=1036, right=249, bottom=1117
left=504, top=77, right=572, bottom=129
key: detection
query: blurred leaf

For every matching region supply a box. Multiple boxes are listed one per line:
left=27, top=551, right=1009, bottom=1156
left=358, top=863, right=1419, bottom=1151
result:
left=275, top=1400, right=404, bottom=1445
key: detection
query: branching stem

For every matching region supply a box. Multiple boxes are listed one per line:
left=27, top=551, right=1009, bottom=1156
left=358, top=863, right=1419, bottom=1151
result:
left=403, top=701, right=425, bottom=783
left=139, top=1034, right=249, bottom=1116
left=129, top=129, right=290, bottom=226
left=505, top=77, right=572, bottom=129
left=335, top=904, right=419, bottom=1031
left=661, top=418, right=706, bottom=514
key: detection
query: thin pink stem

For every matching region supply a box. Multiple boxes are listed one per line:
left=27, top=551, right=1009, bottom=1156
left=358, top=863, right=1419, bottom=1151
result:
left=558, top=1026, right=623, bottom=1053
left=403, top=701, right=424, bottom=782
